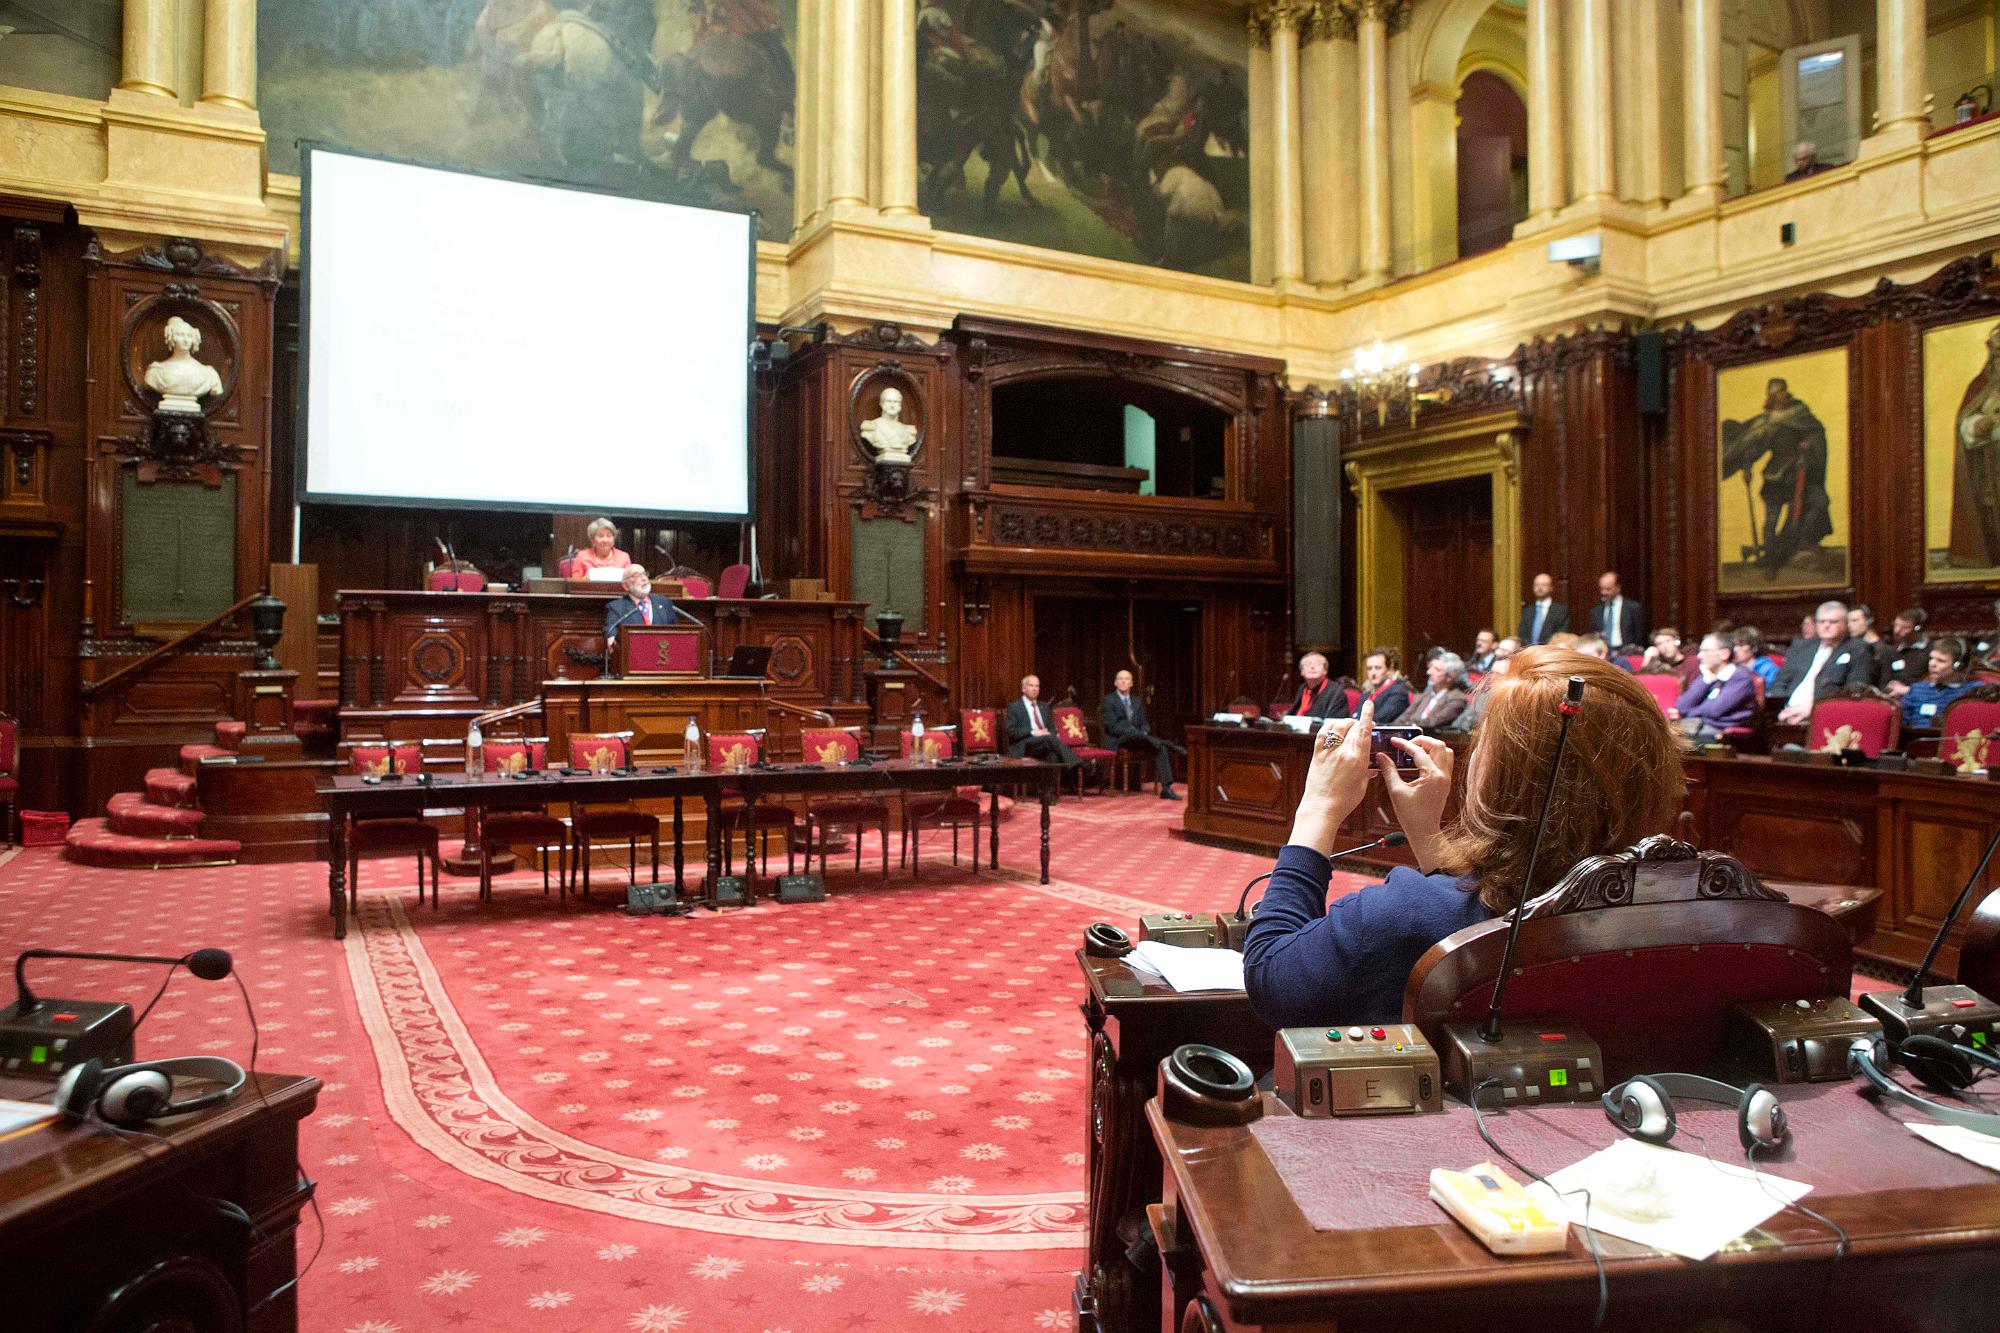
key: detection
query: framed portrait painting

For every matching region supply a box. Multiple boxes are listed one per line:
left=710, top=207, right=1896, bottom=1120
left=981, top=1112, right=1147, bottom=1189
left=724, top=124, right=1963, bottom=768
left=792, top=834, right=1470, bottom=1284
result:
left=1923, top=314, right=2000, bottom=583
left=1715, top=347, right=1851, bottom=594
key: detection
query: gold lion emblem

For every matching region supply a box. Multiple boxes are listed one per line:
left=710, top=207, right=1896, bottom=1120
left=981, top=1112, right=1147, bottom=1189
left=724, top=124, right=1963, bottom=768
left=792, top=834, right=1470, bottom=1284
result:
left=814, top=740, right=847, bottom=763
left=497, top=750, right=528, bottom=774
left=361, top=752, right=392, bottom=777
left=1951, top=727, right=1991, bottom=774
left=580, top=745, right=615, bottom=773
left=967, top=714, right=992, bottom=743
left=918, top=736, right=943, bottom=761
left=1817, top=724, right=1862, bottom=755
left=721, top=741, right=754, bottom=767
left=1060, top=714, right=1086, bottom=741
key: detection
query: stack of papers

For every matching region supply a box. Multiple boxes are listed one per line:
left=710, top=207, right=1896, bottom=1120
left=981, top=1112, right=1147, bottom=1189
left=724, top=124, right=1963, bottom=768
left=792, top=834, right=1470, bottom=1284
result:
left=1909, top=1122, right=2000, bottom=1170
left=1127, top=940, right=1246, bottom=993
left=0, top=1097, right=59, bottom=1143
left=1536, top=1137, right=1810, bottom=1260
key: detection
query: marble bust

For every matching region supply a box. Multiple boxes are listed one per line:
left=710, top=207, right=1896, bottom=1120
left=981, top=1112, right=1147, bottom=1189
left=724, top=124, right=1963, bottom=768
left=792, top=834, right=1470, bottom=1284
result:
left=860, top=386, right=919, bottom=465
left=143, top=316, right=223, bottom=415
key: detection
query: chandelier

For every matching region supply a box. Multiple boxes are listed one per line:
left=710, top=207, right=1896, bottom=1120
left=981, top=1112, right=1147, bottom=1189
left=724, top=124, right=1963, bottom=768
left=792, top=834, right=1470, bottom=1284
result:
left=1339, top=338, right=1421, bottom=430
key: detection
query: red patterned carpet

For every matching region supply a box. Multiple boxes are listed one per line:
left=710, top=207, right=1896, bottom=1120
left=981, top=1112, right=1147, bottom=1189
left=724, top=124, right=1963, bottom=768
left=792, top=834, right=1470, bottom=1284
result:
left=0, top=798, right=1344, bottom=1333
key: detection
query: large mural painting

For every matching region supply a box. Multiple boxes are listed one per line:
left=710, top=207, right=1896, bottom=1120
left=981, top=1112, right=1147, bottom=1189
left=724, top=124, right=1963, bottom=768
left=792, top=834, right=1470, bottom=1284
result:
left=258, top=0, right=796, bottom=241
left=917, top=0, right=1249, bottom=281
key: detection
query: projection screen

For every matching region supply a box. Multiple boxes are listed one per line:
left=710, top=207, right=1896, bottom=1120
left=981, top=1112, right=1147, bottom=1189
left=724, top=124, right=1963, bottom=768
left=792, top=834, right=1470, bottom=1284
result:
left=297, top=145, right=753, bottom=521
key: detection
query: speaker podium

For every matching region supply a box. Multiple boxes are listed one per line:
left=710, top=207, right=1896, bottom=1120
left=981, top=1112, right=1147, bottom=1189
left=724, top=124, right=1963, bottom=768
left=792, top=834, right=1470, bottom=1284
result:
left=616, top=626, right=702, bottom=677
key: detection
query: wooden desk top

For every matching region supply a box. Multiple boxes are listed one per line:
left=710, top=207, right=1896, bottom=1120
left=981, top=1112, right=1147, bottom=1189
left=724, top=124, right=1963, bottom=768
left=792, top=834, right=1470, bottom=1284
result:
left=0, top=1073, right=319, bottom=1249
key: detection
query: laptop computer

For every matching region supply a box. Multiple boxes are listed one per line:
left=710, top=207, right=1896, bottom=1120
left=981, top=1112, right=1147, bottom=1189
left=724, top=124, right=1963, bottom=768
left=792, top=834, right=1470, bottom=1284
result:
left=721, top=645, right=773, bottom=679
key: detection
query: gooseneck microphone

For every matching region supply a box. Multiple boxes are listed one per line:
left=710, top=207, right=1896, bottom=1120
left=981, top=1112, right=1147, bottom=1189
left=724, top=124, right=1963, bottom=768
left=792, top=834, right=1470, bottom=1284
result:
left=15, top=948, right=233, bottom=1015
left=1222, top=832, right=1409, bottom=950
left=1860, top=822, right=2000, bottom=1048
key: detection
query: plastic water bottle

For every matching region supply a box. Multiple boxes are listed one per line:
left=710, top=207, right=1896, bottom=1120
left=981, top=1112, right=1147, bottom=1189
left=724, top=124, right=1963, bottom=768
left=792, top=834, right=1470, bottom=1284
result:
left=684, top=715, right=702, bottom=771
left=910, top=713, right=926, bottom=764
left=466, top=720, right=483, bottom=776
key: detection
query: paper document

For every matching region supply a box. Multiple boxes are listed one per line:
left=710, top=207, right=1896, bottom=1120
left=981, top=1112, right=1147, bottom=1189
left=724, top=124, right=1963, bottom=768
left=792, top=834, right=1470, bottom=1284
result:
left=1909, top=1122, right=2000, bottom=1170
left=1130, top=940, right=1246, bottom=993
left=0, top=1097, right=59, bottom=1142
left=1536, top=1137, right=1810, bottom=1261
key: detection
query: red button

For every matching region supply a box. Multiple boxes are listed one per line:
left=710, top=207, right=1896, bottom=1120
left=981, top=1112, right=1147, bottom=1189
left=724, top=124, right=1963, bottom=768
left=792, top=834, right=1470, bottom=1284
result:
left=52, top=1013, right=77, bottom=1022
left=1539, top=1032, right=1567, bottom=1041
left=1952, top=998, right=1977, bottom=1008
left=1370, top=1027, right=1385, bottom=1040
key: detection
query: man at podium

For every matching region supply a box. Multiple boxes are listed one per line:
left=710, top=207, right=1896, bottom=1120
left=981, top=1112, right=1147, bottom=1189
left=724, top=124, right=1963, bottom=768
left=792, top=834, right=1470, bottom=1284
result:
left=604, top=565, right=695, bottom=652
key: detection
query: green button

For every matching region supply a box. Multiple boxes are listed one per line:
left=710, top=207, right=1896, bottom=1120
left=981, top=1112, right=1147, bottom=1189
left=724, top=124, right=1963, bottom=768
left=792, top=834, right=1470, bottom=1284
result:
left=29, top=1045, right=46, bottom=1064
left=1548, top=1068, right=1569, bottom=1087
left=1975, top=1032, right=1989, bottom=1049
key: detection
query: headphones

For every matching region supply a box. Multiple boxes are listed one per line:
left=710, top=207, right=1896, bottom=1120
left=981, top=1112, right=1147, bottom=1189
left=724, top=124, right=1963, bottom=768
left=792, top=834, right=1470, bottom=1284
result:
left=55, top=1056, right=247, bottom=1127
left=1848, top=1037, right=2000, bottom=1138
left=1602, top=1073, right=1791, bottom=1155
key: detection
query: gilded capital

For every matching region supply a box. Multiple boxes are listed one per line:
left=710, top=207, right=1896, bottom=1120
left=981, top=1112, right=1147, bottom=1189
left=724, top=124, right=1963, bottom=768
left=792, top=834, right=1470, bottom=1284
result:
left=1302, top=1, right=1356, bottom=43
left=1346, top=0, right=1411, bottom=36
left=1247, top=0, right=1310, bottom=46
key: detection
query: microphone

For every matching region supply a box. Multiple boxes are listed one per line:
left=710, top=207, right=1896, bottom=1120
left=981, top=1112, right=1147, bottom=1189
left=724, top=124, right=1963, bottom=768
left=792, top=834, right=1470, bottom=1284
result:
left=1223, top=832, right=1409, bottom=950
left=3, top=947, right=234, bottom=1072
left=1859, top=823, right=2000, bottom=1047
left=1440, top=675, right=1604, bottom=1103
left=14, top=947, right=233, bottom=1016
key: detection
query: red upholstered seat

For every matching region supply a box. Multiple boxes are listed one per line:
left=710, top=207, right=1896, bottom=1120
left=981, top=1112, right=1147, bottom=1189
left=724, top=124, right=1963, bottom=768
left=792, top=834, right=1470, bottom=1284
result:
left=426, top=566, right=486, bottom=591
left=899, top=728, right=956, bottom=762
left=682, top=575, right=712, bottom=599
left=1936, top=688, right=2000, bottom=773
left=1053, top=705, right=1116, bottom=795
left=715, top=731, right=798, bottom=882
left=475, top=739, right=566, bottom=902
left=802, top=728, right=863, bottom=765
left=790, top=729, right=885, bottom=884
left=566, top=733, right=657, bottom=899
left=1405, top=837, right=1852, bottom=1080
left=344, top=745, right=438, bottom=910
left=1808, top=690, right=1900, bottom=757
left=959, top=709, right=999, bottom=754
left=0, top=711, right=15, bottom=846
left=1618, top=654, right=1645, bottom=672
left=1634, top=671, right=1683, bottom=713
left=1718, top=673, right=1766, bottom=746
left=717, top=563, right=751, bottom=599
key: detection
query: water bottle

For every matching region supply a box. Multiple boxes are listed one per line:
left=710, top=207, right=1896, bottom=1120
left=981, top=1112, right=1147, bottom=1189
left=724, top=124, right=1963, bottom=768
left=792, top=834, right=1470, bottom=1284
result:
left=466, top=720, right=483, bottom=776
left=684, top=714, right=702, bottom=771
left=910, top=713, right=926, bottom=764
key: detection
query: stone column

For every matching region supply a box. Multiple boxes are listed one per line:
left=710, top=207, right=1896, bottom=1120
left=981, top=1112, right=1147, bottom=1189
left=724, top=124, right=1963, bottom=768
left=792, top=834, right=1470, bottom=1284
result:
left=201, top=0, right=256, bottom=110
left=1682, top=0, right=1724, bottom=198
left=828, top=0, right=873, bottom=207
left=879, top=0, right=919, bottom=214
left=1874, top=0, right=1930, bottom=142
left=1568, top=0, right=1614, bottom=201
left=1299, top=4, right=1357, bottom=286
left=1267, top=2, right=1306, bottom=283
left=1354, top=1, right=1394, bottom=281
left=1525, top=0, right=1567, bottom=217
left=119, top=0, right=178, bottom=99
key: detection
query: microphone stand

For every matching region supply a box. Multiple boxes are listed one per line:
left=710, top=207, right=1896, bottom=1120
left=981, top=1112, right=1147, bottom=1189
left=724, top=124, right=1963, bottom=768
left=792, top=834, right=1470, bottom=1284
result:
left=1221, top=832, right=1409, bottom=950
left=1860, top=823, right=2000, bottom=1043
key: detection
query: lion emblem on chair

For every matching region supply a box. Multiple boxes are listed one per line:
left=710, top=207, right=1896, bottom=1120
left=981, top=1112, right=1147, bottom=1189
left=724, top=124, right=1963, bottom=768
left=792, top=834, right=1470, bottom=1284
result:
left=814, top=740, right=848, bottom=763
left=1817, top=724, right=1862, bottom=755
left=720, top=741, right=754, bottom=768
left=1059, top=714, right=1087, bottom=743
left=496, top=750, right=529, bottom=774
left=361, top=752, right=393, bottom=777
left=919, top=736, right=943, bottom=761
left=966, top=714, right=992, bottom=744
left=1951, top=728, right=1992, bottom=774
left=579, top=745, right=616, bottom=774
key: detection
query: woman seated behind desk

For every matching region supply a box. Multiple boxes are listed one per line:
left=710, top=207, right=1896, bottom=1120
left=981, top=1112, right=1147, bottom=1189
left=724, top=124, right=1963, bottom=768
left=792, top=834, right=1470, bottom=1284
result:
left=571, top=517, right=631, bottom=576
left=1243, top=647, right=1685, bottom=1029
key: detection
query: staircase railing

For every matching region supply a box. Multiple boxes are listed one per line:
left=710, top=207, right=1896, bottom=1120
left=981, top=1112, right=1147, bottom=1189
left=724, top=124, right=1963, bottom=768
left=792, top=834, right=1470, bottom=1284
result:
left=80, top=592, right=263, bottom=701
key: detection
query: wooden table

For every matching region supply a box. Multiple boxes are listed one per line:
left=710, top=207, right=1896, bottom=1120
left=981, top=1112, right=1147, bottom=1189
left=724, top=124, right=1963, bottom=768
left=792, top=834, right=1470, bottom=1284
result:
left=319, top=758, right=1060, bottom=938
left=1148, top=1088, right=2000, bottom=1332
left=0, top=1072, right=319, bottom=1333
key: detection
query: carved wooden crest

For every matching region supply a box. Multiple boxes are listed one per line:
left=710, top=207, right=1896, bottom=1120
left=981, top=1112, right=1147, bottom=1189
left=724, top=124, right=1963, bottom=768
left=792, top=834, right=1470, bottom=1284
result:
left=1518, top=835, right=1785, bottom=919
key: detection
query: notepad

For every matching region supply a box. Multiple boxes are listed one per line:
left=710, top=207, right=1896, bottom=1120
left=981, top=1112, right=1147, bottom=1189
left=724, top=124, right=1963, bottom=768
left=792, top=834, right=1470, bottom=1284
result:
left=1130, top=941, right=1246, bottom=993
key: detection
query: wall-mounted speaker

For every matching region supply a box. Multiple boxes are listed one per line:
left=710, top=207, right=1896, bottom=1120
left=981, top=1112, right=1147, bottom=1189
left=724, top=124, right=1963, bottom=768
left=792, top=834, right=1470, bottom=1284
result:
left=1637, top=330, right=1666, bottom=416
left=1292, top=414, right=1342, bottom=649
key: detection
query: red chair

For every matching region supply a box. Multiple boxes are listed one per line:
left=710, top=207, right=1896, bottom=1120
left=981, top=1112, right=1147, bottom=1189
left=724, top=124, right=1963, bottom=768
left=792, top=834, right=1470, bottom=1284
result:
left=0, top=711, right=17, bottom=846
left=426, top=564, right=487, bottom=592
left=1718, top=673, right=1766, bottom=747
left=682, top=575, right=712, bottom=599
left=1343, top=686, right=1361, bottom=714
left=1807, top=687, right=1901, bottom=757
left=1617, top=654, right=1645, bottom=672
left=474, top=739, right=569, bottom=903
left=1405, top=836, right=1852, bottom=1080
left=1935, top=686, right=2000, bottom=773
left=717, top=563, right=751, bottom=599
left=792, top=729, right=888, bottom=884
left=716, top=731, right=797, bottom=881
left=566, top=733, right=657, bottom=900
left=1052, top=705, right=1116, bottom=796
left=899, top=726, right=956, bottom=765
left=1634, top=671, right=1683, bottom=714
left=899, top=730, right=980, bottom=878
left=345, top=744, right=439, bottom=911
left=959, top=709, right=1000, bottom=755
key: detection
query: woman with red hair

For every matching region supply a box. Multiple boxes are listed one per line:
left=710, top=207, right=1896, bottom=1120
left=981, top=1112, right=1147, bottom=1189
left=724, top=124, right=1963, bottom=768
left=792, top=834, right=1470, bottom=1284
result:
left=1243, top=646, right=1686, bottom=1028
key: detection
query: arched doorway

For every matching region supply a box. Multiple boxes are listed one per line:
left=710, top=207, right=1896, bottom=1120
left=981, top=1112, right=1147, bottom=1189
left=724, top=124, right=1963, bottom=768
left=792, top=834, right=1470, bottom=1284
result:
left=1456, top=69, right=1527, bottom=258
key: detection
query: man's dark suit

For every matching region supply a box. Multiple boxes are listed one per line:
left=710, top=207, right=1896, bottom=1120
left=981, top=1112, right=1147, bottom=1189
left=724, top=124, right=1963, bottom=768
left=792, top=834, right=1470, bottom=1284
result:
left=1590, top=597, right=1646, bottom=651
left=604, top=594, right=692, bottom=641
left=1288, top=678, right=1350, bottom=720
left=1100, top=690, right=1184, bottom=792
left=1360, top=678, right=1412, bottom=723
left=1769, top=636, right=1875, bottom=706
left=1004, top=697, right=1079, bottom=768
left=1516, top=600, right=1570, bottom=645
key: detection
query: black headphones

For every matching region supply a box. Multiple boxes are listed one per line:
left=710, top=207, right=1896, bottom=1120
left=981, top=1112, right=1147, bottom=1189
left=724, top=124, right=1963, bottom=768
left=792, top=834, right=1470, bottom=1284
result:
left=1602, top=1073, right=1791, bottom=1155
left=1083, top=922, right=1133, bottom=958
left=1848, top=1037, right=2000, bottom=1137
left=55, top=1056, right=247, bottom=1127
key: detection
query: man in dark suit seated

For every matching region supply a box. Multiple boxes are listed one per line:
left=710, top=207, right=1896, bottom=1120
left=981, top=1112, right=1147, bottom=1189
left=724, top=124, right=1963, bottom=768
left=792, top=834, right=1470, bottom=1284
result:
left=1101, top=669, right=1183, bottom=801
left=1515, top=572, right=1568, bottom=645
left=1590, top=570, right=1644, bottom=656
left=1667, top=633, right=1758, bottom=741
left=1771, top=599, right=1875, bottom=725
left=1004, top=674, right=1080, bottom=771
left=1285, top=651, right=1349, bottom=719
left=603, top=565, right=696, bottom=665
left=1358, top=647, right=1411, bottom=722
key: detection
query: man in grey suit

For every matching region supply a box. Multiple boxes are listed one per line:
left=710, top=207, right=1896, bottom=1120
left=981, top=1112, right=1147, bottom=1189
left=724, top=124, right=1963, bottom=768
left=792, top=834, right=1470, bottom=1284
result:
left=1004, top=674, right=1080, bottom=770
left=1101, top=669, right=1183, bottom=800
left=1771, top=599, right=1877, bottom=725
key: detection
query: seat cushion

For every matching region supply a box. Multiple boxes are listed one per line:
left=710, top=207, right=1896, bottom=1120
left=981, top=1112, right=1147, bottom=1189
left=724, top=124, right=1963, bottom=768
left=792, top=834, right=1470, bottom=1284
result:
left=574, top=809, right=658, bottom=839
left=1073, top=747, right=1117, bottom=761
left=0, top=775, right=18, bottom=796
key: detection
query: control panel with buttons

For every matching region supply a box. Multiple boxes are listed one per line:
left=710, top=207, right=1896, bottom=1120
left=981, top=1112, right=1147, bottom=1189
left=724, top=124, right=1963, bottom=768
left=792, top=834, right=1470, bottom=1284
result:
left=1274, top=1022, right=1444, bottom=1117
left=0, top=997, right=135, bottom=1078
left=1439, top=1024, right=1605, bottom=1106
left=1858, top=984, right=2000, bottom=1049
left=1137, top=910, right=1225, bottom=949
left=1725, top=996, right=1884, bottom=1083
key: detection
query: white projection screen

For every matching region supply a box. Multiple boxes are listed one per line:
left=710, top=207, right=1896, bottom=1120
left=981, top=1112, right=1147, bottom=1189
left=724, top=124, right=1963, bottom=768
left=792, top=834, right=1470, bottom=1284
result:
left=298, top=146, right=753, bottom=520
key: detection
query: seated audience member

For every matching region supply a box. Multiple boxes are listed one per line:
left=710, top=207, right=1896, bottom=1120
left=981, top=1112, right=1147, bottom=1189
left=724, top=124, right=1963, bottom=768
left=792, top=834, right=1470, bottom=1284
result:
left=1731, top=627, right=1781, bottom=689
left=1882, top=608, right=1931, bottom=690
left=1516, top=571, right=1568, bottom=645
left=1407, top=652, right=1469, bottom=730
left=1848, top=603, right=1886, bottom=685
left=1101, top=668, right=1184, bottom=800
left=1668, top=633, right=1757, bottom=740
left=1785, top=140, right=1827, bottom=180
left=1451, top=657, right=1504, bottom=733
left=572, top=518, right=632, bottom=576
left=1467, top=629, right=1498, bottom=674
left=1901, top=638, right=1975, bottom=729
left=1772, top=600, right=1874, bottom=725
left=1285, top=651, right=1349, bottom=719
left=1493, top=635, right=1520, bottom=666
left=1799, top=612, right=1818, bottom=642
left=1573, top=633, right=1615, bottom=664
left=1972, top=598, right=2000, bottom=667
left=1546, top=631, right=1581, bottom=652
left=603, top=565, right=694, bottom=653
left=1243, top=649, right=1685, bottom=1028
left=1640, top=627, right=1693, bottom=680
left=1005, top=674, right=1080, bottom=770
left=1358, top=647, right=1412, bottom=722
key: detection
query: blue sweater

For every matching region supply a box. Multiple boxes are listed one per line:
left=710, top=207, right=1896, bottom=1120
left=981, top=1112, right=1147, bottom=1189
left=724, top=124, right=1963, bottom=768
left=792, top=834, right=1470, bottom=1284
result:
left=1242, top=845, right=1493, bottom=1029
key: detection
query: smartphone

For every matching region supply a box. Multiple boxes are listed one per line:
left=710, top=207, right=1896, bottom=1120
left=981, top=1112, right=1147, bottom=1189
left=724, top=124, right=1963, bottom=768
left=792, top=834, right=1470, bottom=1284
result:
left=1369, top=725, right=1423, bottom=767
